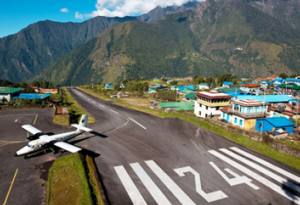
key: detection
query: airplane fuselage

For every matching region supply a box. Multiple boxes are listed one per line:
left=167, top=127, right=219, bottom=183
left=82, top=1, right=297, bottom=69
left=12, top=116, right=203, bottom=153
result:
left=16, top=129, right=82, bottom=156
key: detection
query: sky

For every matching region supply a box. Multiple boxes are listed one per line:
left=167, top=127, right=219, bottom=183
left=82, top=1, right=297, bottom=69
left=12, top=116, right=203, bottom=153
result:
left=0, top=0, right=202, bottom=38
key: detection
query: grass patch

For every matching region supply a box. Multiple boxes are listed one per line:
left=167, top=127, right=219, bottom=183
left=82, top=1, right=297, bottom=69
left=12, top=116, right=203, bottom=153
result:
left=80, top=87, right=300, bottom=171
left=47, top=153, right=93, bottom=205
left=85, top=156, right=106, bottom=205
left=53, top=115, right=69, bottom=126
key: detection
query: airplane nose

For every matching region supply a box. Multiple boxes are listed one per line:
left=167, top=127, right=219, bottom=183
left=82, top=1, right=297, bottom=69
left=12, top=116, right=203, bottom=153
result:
left=16, top=146, right=33, bottom=156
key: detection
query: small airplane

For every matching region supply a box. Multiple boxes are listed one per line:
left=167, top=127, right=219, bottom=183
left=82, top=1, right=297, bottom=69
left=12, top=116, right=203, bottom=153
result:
left=16, top=115, right=93, bottom=157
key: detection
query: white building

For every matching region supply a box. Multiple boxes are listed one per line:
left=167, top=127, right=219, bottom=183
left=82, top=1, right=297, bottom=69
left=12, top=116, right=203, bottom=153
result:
left=194, top=91, right=231, bottom=118
left=198, top=83, right=209, bottom=90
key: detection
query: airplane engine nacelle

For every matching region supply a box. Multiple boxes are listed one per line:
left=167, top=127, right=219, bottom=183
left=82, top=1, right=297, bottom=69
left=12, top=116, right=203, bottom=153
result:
left=27, top=133, right=41, bottom=140
left=27, top=132, right=54, bottom=140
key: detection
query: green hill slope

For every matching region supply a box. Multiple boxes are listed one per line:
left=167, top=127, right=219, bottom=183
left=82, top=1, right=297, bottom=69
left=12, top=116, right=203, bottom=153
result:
left=48, top=0, right=300, bottom=85
left=0, top=17, right=136, bottom=82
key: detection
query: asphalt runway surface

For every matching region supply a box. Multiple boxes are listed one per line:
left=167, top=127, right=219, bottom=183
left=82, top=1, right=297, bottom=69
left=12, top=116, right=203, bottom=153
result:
left=0, top=89, right=300, bottom=205
left=70, top=88, right=300, bottom=205
left=0, top=108, right=66, bottom=205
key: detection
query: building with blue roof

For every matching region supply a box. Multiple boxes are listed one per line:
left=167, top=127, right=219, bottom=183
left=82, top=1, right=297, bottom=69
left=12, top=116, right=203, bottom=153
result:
left=260, top=81, right=271, bottom=89
left=222, top=81, right=233, bottom=88
left=255, top=117, right=295, bottom=134
left=217, top=88, right=241, bottom=97
left=236, top=95, right=295, bottom=104
left=285, top=78, right=300, bottom=86
left=104, top=83, right=113, bottom=90
left=272, top=77, right=284, bottom=87
left=16, top=93, right=51, bottom=100
left=148, top=84, right=166, bottom=94
left=177, top=85, right=197, bottom=93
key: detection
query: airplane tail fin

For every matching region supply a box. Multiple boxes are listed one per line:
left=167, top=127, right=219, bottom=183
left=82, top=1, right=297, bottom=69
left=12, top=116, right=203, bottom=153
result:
left=79, top=115, right=88, bottom=127
left=71, top=115, right=93, bottom=132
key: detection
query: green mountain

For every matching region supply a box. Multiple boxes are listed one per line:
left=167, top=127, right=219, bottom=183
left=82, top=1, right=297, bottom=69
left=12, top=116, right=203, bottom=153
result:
left=1, top=0, right=300, bottom=84
left=47, top=0, right=300, bottom=85
left=0, top=16, right=136, bottom=82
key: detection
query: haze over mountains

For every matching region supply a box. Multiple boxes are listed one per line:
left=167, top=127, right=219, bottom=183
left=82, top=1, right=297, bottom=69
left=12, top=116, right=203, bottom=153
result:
left=1, top=0, right=300, bottom=85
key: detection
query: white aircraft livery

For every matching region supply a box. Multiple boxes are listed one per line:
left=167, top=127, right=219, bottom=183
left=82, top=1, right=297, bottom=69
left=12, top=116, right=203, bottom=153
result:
left=15, top=115, right=92, bottom=156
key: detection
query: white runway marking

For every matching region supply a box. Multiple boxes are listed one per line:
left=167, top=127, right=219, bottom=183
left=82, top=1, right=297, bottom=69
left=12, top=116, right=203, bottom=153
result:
left=114, top=165, right=147, bottom=205
left=220, top=148, right=300, bottom=194
left=174, top=166, right=227, bottom=203
left=145, top=160, right=196, bottom=205
left=210, top=162, right=259, bottom=190
left=230, top=147, right=300, bottom=183
left=209, top=150, right=300, bottom=205
left=33, top=114, right=38, bottom=125
left=110, top=109, right=119, bottom=115
left=129, top=118, right=147, bottom=130
left=130, top=163, right=171, bottom=205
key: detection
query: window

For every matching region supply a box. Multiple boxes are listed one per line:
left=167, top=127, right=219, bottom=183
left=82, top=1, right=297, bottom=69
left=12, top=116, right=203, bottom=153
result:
left=234, top=117, right=238, bottom=124
left=239, top=119, right=243, bottom=127
left=216, top=107, right=219, bottom=110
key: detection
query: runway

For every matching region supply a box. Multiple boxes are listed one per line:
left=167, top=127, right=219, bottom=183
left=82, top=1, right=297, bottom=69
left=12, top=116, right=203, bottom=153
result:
left=0, top=89, right=299, bottom=205
left=70, top=88, right=300, bottom=205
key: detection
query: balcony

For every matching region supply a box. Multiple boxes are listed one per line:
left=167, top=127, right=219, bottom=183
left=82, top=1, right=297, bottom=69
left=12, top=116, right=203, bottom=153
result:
left=224, top=109, right=267, bottom=119
left=197, top=99, right=230, bottom=107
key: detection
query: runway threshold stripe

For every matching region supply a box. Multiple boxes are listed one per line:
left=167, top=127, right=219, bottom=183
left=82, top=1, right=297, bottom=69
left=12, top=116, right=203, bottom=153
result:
left=220, top=148, right=300, bottom=194
left=114, top=166, right=147, bottom=205
left=230, top=147, right=300, bottom=183
left=2, top=168, right=18, bottom=205
left=130, top=163, right=172, bottom=205
left=129, top=118, right=147, bottom=130
left=145, top=160, right=196, bottom=205
left=209, top=150, right=300, bottom=205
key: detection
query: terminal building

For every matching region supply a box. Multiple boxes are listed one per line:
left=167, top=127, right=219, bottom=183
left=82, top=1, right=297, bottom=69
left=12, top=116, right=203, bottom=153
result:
left=194, top=91, right=231, bottom=118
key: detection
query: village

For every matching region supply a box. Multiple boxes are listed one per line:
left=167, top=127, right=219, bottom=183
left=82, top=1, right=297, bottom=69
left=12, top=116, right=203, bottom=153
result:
left=1, top=75, right=300, bottom=139
left=1, top=75, right=300, bottom=205
left=91, top=74, right=300, bottom=139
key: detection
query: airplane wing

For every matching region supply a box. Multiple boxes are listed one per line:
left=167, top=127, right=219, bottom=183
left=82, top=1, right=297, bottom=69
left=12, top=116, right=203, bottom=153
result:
left=53, top=141, right=82, bottom=153
left=22, top=125, right=42, bottom=135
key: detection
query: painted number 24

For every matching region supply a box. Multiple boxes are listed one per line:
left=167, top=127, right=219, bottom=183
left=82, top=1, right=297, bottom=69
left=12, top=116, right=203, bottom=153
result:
left=174, top=162, right=259, bottom=203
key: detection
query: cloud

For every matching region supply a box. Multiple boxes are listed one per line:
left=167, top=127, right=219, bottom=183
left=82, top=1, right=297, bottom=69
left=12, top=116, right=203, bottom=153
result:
left=60, top=7, right=69, bottom=13
left=74, top=11, right=92, bottom=20
left=91, top=0, right=203, bottom=17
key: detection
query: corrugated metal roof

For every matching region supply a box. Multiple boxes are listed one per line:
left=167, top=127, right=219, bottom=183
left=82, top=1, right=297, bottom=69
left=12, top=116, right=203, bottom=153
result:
left=236, top=95, right=295, bottom=103
left=160, top=101, right=194, bottom=111
left=223, top=81, right=233, bottom=85
left=0, top=87, right=22, bottom=94
left=280, top=84, right=300, bottom=90
left=16, top=93, right=51, bottom=100
left=184, top=92, right=197, bottom=100
left=264, top=117, right=294, bottom=127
